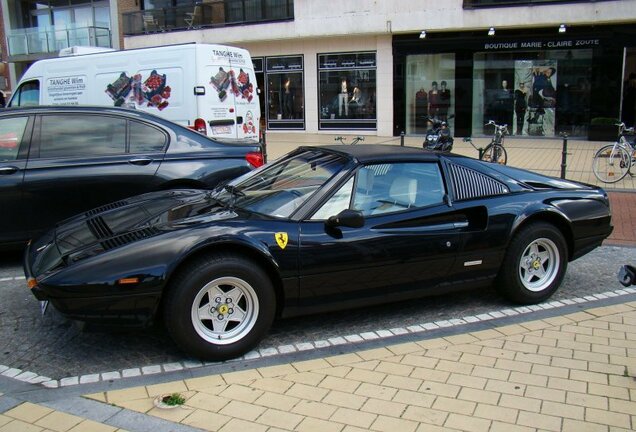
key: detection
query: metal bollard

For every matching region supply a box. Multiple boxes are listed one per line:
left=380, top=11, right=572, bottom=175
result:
left=560, top=133, right=568, bottom=179
left=400, top=131, right=405, bottom=146
left=261, top=129, right=268, bottom=164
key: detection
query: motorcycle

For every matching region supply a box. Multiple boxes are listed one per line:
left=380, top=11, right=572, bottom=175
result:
left=422, top=115, right=454, bottom=152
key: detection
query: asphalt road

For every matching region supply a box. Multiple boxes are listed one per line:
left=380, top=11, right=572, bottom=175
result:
left=0, top=245, right=634, bottom=380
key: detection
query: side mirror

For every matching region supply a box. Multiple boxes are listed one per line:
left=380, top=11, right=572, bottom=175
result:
left=326, top=209, right=364, bottom=229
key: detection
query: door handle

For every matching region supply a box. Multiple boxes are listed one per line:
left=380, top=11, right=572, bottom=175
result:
left=128, top=157, right=153, bottom=166
left=0, top=166, right=18, bottom=175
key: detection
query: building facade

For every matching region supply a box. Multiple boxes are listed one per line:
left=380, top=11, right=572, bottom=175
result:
left=5, top=0, right=636, bottom=139
left=1, top=0, right=119, bottom=95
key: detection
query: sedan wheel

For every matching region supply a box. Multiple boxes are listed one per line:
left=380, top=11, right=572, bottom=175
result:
left=164, top=253, right=275, bottom=360
left=497, top=222, right=567, bottom=304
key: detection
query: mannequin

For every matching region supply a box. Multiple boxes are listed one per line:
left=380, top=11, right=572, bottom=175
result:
left=338, top=77, right=349, bottom=117
left=428, top=81, right=440, bottom=118
left=283, top=77, right=294, bottom=119
left=439, top=80, right=451, bottom=121
left=415, top=88, right=428, bottom=133
left=514, top=82, right=528, bottom=135
left=497, top=79, right=514, bottom=127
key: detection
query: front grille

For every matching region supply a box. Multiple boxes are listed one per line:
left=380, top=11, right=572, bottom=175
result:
left=448, top=163, right=508, bottom=201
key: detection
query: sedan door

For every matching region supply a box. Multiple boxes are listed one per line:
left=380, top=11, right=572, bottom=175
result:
left=0, top=115, right=33, bottom=244
left=22, top=113, right=167, bottom=237
left=297, top=161, right=466, bottom=312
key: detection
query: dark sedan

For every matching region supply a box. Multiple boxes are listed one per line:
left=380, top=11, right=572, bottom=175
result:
left=0, top=106, right=263, bottom=247
left=24, top=145, right=612, bottom=360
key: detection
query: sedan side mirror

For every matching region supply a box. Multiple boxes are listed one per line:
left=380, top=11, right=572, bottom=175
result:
left=326, top=209, right=364, bottom=229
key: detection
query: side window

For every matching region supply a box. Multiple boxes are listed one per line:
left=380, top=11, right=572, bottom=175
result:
left=9, top=81, right=40, bottom=107
left=0, top=117, right=29, bottom=161
left=39, top=115, right=126, bottom=158
left=311, top=177, right=354, bottom=220
left=353, top=162, right=445, bottom=216
left=129, top=120, right=167, bottom=153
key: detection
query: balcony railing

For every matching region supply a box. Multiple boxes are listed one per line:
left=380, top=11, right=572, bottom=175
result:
left=463, top=0, right=610, bottom=7
left=7, top=25, right=112, bottom=57
left=123, top=0, right=294, bottom=36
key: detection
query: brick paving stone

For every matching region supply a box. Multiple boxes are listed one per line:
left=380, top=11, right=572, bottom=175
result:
left=330, top=407, right=376, bottom=429
left=290, top=400, right=337, bottom=420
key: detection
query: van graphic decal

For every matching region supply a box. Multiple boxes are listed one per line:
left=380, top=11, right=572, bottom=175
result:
left=243, top=110, right=256, bottom=135
left=105, top=70, right=171, bottom=111
left=210, top=67, right=254, bottom=103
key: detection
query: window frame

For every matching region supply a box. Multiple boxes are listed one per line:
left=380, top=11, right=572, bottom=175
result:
left=127, top=119, right=169, bottom=153
left=309, top=161, right=447, bottom=221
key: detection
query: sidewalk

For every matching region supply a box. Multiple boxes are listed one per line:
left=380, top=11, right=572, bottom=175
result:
left=2, top=300, right=634, bottom=432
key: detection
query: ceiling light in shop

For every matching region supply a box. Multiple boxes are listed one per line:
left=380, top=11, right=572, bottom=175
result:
left=488, top=27, right=495, bottom=36
left=559, top=24, right=567, bottom=33
left=419, top=30, right=426, bottom=39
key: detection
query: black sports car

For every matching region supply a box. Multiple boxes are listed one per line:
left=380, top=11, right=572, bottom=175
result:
left=24, top=145, right=612, bottom=360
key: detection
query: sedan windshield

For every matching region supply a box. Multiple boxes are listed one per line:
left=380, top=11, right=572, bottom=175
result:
left=214, top=150, right=347, bottom=218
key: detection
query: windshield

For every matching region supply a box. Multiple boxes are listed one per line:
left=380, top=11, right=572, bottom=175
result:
left=213, top=149, right=348, bottom=218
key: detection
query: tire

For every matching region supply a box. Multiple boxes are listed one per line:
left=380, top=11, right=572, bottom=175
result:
left=481, top=144, right=508, bottom=165
left=592, top=144, right=631, bottom=183
left=163, top=253, right=276, bottom=361
left=496, top=222, right=567, bottom=304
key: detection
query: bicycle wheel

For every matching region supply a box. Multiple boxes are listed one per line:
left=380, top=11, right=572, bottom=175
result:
left=592, top=144, right=631, bottom=183
left=481, top=144, right=508, bottom=165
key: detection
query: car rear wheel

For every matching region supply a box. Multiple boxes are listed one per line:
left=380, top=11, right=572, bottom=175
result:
left=496, top=222, right=567, bottom=304
left=164, top=253, right=275, bottom=360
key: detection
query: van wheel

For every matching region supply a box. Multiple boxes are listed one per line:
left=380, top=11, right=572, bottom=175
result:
left=164, top=253, right=275, bottom=360
left=496, top=222, right=567, bottom=304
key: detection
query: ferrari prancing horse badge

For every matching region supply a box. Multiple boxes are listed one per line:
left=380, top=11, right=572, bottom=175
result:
left=275, top=232, right=288, bottom=250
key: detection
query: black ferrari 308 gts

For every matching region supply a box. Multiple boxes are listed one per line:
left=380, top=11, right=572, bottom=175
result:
left=25, top=145, right=613, bottom=360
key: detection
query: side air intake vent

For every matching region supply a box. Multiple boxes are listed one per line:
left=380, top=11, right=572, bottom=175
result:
left=100, top=227, right=161, bottom=251
left=85, top=200, right=129, bottom=217
left=448, top=163, right=509, bottom=201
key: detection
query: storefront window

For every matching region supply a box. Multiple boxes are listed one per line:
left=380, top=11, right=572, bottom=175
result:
left=266, top=55, right=304, bottom=130
left=405, top=54, right=456, bottom=135
left=472, top=49, right=593, bottom=137
left=318, top=52, right=376, bottom=130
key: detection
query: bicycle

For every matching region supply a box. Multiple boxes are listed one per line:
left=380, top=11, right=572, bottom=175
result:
left=592, top=122, right=636, bottom=183
left=334, top=136, right=365, bottom=145
left=481, top=120, right=508, bottom=164
left=463, top=120, right=508, bottom=165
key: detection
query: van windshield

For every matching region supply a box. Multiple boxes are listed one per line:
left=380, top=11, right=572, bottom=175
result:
left=9, top=81, right=40, bottom=107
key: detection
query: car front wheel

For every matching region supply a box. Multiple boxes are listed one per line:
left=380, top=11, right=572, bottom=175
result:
left=497, top=222, right=567, bottom=304
left=164, top=253, right=275, bottom=361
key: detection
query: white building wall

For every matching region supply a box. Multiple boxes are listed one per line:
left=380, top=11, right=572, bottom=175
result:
left=241, top=35, right=392, bottom=135
left=123, top=0, right=636, bottom=136
left=125, top=0, right=636, bottom=49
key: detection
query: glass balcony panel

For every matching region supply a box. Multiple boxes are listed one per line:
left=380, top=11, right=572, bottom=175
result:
left=7, top=24, right=112, bottom=56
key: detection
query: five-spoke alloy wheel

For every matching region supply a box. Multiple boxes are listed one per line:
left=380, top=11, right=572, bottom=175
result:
left=164, top=253, right=275, bottom=361
left=497, top=222, right=567, bottom=304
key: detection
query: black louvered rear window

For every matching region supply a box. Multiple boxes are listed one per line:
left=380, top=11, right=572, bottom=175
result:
left=85, top=200, right=129, bottom=217
left=448, top=163, right=509, bottom=201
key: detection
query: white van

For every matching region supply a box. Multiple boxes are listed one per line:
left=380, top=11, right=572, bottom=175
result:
left=9, top=43, right=260, bottom=141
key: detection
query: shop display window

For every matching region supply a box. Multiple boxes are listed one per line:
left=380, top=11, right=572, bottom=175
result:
left=318, top=52, right=376, bottom=130
left=405, top=54, right=456, bottom=135
left=266, top=55, right=304, bottom=130
left=472, top=49, right=593, bottom=137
